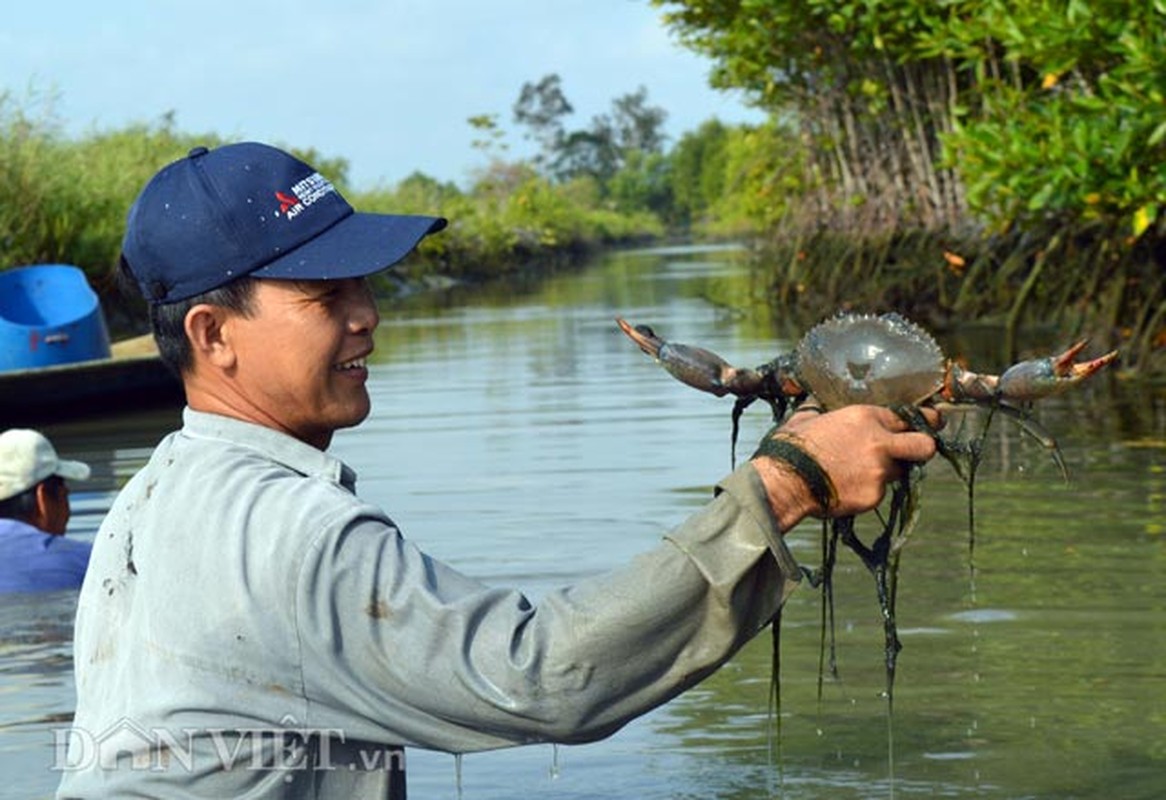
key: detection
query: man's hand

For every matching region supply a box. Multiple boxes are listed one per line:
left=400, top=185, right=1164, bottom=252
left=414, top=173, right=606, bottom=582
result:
left=750, top=404, right=942, bottom=532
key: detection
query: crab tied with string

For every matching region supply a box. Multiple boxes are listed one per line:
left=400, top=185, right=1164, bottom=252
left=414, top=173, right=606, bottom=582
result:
left=616, top=312, right=1118, bottom=706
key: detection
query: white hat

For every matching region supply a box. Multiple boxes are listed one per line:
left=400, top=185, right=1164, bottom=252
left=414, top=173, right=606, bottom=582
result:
left=0, top=429, right=91, bottom=502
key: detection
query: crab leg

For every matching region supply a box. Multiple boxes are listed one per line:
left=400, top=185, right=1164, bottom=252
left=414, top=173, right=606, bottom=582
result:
left=618, top=317, right=807, bottom=465
left=616, top=317, right=768, bottom=398
left=992, top=403, right=1070, bottom=479
left=997, top=341, right=1118, bottom=401
left=944, top=342, right=1118, bottom=403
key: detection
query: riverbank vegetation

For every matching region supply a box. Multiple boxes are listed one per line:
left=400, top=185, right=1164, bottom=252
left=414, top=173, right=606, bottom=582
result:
left=0, top=79, right=767, bottom=330
left=653, top=0, right=1165, bottom=372
left=0, top=90, right=663, bottom=323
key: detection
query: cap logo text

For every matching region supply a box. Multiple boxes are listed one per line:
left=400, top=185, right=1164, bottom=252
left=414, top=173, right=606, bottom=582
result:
left=274, top=173, right=337, bottom=220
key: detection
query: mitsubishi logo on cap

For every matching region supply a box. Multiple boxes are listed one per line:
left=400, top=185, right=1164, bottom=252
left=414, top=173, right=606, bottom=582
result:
left=274, top=173, right=338, bottom=220
left=275, top=192, right=299, bottom=214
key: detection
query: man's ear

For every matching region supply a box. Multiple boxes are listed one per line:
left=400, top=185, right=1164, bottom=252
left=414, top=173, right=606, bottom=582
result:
left=32, top=481, right=64, bottom=535
left=184, top=304, right=237, bottom=370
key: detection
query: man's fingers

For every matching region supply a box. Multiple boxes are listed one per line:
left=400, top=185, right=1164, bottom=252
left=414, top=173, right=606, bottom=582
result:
left=873, top=405, right=946, bottom=433
left=888, top=430, right=939, bottom=462
left=916, top=406, right=945, bottom=431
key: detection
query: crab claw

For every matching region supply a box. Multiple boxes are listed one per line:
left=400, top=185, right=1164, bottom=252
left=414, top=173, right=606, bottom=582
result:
left=616, top=317, right=763, bottom=398
left=996, top=341, right=1119, bottom=401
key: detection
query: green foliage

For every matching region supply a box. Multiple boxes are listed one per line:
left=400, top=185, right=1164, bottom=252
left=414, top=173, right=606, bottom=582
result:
left=653, top=0, right=1164, bottom=372
left=466, top=113, right=510, bottom=162
left=369, top=171, right=463, bottom=216
left=607, top=150, right=673, bottom=218
left=668, top=118, right=729, bottom=226
left=352, top=151, right=664, bottom=281
left=921, top=0, right=1166, bottom=236
left=653, top=0, right=1166, bottom=237
left=704, top=120, right=808, bottom=236
left=0, top=95, right=221, bottom=290
left=511, top=75, right=670, bottom=187
left=661, top=117, right=807, bottom=236
left=512, top=74, right=572, bottom=169
left=608, top=86, right=669, bottom=155
left=0, top=90, right=664, bottom=300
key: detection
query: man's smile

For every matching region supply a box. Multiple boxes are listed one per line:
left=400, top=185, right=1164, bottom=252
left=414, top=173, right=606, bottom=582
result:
left=333, top=355, right=369, bottom=372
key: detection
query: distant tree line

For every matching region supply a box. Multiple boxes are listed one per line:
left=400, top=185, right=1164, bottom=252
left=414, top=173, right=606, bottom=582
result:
left=0, top=77, right=777, bottom=311
left=459, top=72, right=791, bottom=238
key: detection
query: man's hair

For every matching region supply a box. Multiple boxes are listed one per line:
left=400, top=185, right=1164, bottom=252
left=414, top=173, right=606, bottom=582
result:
left=0, top=476, right=63, bottom=523
left=118, top=257, right=258, bottom=376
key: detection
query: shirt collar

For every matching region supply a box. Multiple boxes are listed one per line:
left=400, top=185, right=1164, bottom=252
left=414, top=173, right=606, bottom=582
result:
left=181, top=408, right=358, bottom=492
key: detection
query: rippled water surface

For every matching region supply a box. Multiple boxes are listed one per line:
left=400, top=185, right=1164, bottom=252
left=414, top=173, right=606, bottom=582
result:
left=2, top=245, right=1163, bottom=798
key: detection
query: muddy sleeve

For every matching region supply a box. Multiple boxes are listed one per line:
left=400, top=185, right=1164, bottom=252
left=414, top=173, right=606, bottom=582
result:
left=294, top=462, right=802, bottom=753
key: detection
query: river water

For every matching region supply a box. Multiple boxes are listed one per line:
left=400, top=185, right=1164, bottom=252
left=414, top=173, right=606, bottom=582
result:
left=2, top=245, right=1163, bottom=799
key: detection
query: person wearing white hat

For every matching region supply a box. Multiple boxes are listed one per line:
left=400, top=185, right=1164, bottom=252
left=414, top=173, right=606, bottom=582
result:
left=0, top=428, right=92, bottom=593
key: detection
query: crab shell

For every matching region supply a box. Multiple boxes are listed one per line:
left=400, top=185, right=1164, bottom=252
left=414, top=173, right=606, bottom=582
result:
left=794, top=313, right=945, bottom=410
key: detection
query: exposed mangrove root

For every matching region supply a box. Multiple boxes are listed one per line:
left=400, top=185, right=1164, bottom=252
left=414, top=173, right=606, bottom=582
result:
left=757, top=225, right=1163, bottom=376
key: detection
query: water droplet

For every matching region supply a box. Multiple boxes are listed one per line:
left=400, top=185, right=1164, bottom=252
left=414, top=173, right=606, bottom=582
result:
left=549, top=744, right=560, bottom=779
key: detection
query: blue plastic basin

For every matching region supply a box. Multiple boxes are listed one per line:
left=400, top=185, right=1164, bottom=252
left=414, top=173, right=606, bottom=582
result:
left=0, top=264, right=112, bottom=372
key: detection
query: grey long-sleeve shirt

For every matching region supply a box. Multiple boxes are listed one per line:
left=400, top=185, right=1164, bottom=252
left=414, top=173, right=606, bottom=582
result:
left=58, top=408, right=801, bottom=799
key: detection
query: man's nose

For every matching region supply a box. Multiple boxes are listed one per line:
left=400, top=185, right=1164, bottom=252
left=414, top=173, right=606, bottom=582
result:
left=349, top=279, right=379, bottom=333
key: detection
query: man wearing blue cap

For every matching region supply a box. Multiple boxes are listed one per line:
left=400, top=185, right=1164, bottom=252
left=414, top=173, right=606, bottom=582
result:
left=59, top=142, right=939, bottom=798
left=0, top=429, right=92, bottom=593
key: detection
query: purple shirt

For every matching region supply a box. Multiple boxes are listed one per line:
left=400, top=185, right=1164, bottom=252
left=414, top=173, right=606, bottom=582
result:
left=0, top=517, right=91, bottom=593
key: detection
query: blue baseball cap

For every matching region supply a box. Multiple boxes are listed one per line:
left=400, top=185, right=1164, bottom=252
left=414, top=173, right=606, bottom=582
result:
left=121, top=142, right=447, bottom=304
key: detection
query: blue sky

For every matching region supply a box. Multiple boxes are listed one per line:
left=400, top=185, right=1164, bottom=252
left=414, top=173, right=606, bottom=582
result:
left=1, top=0, right=764, bottom=189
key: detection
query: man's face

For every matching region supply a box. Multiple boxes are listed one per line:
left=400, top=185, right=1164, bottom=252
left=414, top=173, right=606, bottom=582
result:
left=223, top=278, right=379, bottom=448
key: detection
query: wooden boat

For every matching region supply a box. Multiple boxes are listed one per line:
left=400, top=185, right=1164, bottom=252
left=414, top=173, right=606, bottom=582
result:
left=0, top=265, right=182, bottom=425
left=0, top=333, right=182, bottom=425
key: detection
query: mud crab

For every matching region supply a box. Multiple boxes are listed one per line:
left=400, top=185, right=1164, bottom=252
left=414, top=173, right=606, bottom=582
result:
left=618, top=312, right=1117, bottom=466
left=617, top=312, right=1117, bottom=709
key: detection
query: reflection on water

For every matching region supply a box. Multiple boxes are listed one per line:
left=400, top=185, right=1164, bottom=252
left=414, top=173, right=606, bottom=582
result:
left=0, top=591, right=80, bottom=799
left=2, top=245, right=1163, bottom=799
